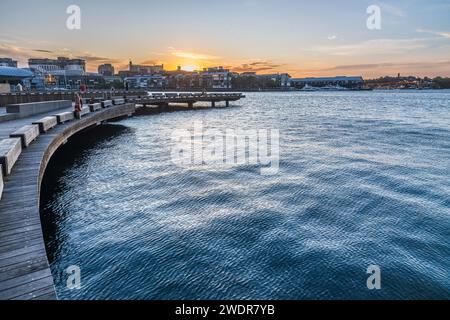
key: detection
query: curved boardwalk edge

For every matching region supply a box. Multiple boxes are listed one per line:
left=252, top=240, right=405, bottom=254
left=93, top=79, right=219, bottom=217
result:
left=0, top=92, right=244, bottom=300
left=0, top=104, right=135, bottom=300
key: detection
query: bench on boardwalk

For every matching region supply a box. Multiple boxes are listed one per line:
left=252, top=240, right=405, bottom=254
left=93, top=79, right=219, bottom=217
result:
left=32, top=116, right=58, bottom=133
left=9, top=124, right=40, bottom=148
left=0, top=138, right=22, bottom=176
left=101, top=100, right=113, bottom=108
left=54, top=111, right=75, bottom=124
left=78, top=107, right=90, bottom=117
left=89, top=103, right=102, bottom=112
left=113, top=98, right=125, bottom=105
left=125, top=96, right=141, bottom=102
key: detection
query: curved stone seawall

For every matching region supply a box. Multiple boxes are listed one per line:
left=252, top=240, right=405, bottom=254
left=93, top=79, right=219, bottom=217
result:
left=0, top=104, right=135, bottom=300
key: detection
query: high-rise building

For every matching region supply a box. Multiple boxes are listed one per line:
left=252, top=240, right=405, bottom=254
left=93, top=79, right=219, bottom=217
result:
left=199, top=67, right=232, bottom=89
left=28, top=57, right=86, bottom=73
left=98, top=64, right=115, bottom=76
left=129, top=60, right=164, bottom=74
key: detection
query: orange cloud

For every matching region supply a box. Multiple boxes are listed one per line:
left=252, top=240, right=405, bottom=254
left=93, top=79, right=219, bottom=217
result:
left=231, top=60, right=285, bottom=73
left=170, top=49, right=219, bottom=61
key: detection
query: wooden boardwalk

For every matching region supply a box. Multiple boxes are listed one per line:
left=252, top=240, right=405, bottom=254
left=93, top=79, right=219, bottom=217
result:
left=0, top=104, right=135, bottom=300
left=0, top=92, right=244, bottom=300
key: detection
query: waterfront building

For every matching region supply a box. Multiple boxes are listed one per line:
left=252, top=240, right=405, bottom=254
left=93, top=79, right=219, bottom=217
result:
left=50, top=70, right=105, bottom=89
left=198, top=67, right=232, bottom=89
left=162, top=67, right=232, bottom=90
left=98, top=64, right=115, bottom=77
left=289, top=76, right=364, bottom=89
left=231, top=72, right=291, bottom=90
left=0, top=66, right=33, bottom=93
left=104, top=75, right=124, bottom=84
left=256, top=73, right=291, bottom=88
left=129, top=60, right=164, bottom=75
left=118, top=70, right=131, bottom=78
left=125, top=74, right=167, bottom=89
left=21, top=72, right=45, bottom=91
left=25, top=69, right=104, bottom=90
left=28, top=57, right=86, bottom=73
left=118, top=61, right=165, bottom=79
left=0, top=58, right=18, bottom=68
left=26, top=57, right=100, bottom=89
left=164, top=69, right=199, bottom=90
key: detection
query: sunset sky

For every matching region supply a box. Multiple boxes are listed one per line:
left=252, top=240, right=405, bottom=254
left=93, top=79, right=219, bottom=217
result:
left=1, top=0, right=450, bottom=78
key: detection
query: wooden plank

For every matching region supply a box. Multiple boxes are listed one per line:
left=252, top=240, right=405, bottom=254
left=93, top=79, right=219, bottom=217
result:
left=0, top=219, right=42, bottom=235
left=0, top=254, right=48, bottom=279
left=0, top=235, right=43, bottom=255
left=0, top=248, right=47, bottom=269
left=32, top=290, right=57, bottom=300
left=0, top=229, right=42, bottom=247
left=0, top=243, right=45, bottom=260
left=13, top=285, right=55, bottom=300
left=0, top=255, right=49, bottom=283
left=0, top=223, right=42, bottom=237
left=0, top=275, right=55, bottom=300
left=0, top=268, right=52, bottom=292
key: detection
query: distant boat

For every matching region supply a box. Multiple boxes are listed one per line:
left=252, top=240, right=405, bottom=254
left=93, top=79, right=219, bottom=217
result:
left=300, top=84, right=349, bottom=91
left=319, top=84, right=349, bottom=91
left=300, top=84, right=319, bottom=91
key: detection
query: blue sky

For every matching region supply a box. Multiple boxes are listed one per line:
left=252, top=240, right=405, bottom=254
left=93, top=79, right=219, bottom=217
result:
left=1, top=0, right=449, bottom=77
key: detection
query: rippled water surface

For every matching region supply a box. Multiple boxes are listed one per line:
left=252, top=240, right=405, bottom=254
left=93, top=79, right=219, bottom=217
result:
left=40, top=91, right=450, bottom=299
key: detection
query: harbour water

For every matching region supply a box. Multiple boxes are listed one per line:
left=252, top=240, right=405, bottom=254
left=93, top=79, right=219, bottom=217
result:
left=40, top=91, right=450, bottom=300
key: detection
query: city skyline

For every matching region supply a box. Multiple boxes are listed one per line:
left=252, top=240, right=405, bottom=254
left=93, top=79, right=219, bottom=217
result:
left=1, top=0, right=450, bottom=78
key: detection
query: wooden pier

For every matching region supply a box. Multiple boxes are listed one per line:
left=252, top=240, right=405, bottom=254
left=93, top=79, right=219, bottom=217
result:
left=135, top=92, right=244, bottom=107
left=0, top=92, right=244, bottom=300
